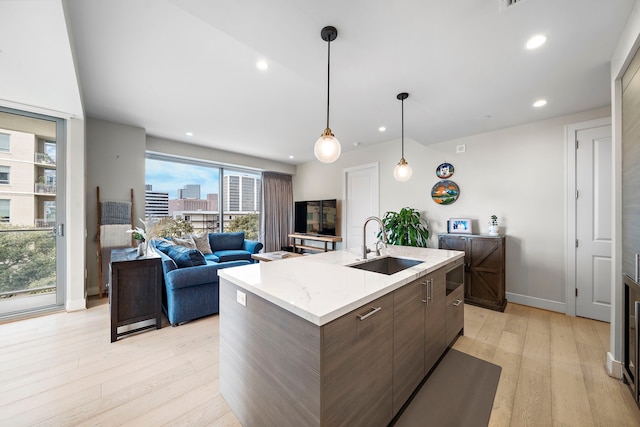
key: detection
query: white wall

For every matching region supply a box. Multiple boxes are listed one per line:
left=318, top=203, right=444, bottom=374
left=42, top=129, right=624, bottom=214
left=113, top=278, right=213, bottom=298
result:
left=147, top=137, right=296, bottom=175
left=85, top=118, right=146, bottom=296
left=294, top=106, right=610, bottom=310
left=66, top=117, right=86, bottom=310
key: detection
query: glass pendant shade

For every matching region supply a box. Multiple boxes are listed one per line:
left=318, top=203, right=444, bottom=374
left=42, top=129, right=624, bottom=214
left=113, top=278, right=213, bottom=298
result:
left=314, top=128, right=341, bottom=163
left=393, top=158, right=413, bottom=181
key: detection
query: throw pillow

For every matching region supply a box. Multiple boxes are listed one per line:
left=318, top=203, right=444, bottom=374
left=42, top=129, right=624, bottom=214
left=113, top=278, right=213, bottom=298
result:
left=153, top=239, right=175, bottom=253
left=165, top=245, right=206, bottom=268
left=172, top=236, right=196, bottom=249
left=190, top=232, right=213, bottom=254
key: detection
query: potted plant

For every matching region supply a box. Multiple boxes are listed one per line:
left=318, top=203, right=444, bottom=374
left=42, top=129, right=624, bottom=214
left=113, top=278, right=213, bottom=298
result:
left=378, top=207, right=430, bottom=247
left=488, top=215, right=499, bottom=236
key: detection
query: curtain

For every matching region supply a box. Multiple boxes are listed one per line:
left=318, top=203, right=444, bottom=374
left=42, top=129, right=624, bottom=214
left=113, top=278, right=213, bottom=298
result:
left=261, top=172, right=293, bottom=252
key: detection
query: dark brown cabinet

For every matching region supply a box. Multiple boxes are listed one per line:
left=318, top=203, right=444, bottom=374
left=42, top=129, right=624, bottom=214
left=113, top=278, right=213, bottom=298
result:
left=439, top=234, right=506, bottom=312
left=322, top=292, right=394, bottom=426
left=424, top=268, right=447, bottom=374
left=109, top=248, right=162, bottom=342
left=445, top=260, right=465, bottom=346
left=392, top=266, right=452, bottom=416
left=393, top=276, right=427, bottom=415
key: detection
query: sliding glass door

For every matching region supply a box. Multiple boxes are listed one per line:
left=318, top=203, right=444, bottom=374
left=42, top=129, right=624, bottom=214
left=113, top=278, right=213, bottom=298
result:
left=0, top=108, right=65, bottom=319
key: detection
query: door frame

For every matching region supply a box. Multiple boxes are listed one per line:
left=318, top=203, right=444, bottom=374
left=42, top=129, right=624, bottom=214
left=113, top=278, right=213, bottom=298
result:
left=565, top=116, right=611, bottom=317
left=342, top=162, right=379, bottom=250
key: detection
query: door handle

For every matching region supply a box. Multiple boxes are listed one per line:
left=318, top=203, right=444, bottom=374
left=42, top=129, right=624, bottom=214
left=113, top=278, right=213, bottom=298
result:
left=52, top=223, right=64, bottom=237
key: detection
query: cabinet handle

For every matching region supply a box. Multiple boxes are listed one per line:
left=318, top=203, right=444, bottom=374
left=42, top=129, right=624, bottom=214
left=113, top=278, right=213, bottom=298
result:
left=428, top=279, right=433, bottom=302
left=357, top=306, right=382, bottom=321
left=452, top=299, right=463, bottom=307
left=421, top=281, right=428, bottom=303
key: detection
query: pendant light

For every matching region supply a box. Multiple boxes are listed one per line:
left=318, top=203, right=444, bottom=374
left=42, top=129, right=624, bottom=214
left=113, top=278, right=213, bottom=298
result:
left=393, top=92, right=412, bottom=181
left=314, top=26, right=341, bottom=163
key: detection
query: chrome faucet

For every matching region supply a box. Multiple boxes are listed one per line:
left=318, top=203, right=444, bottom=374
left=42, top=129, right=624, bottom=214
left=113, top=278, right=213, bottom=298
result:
left=363, top=216, right=388, bottom=259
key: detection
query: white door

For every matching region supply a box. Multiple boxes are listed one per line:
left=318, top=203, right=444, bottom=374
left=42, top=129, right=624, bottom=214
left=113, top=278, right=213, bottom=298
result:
left=343, top=163, right=379, bottom=254
left=575, top=125, right=612, bottom=322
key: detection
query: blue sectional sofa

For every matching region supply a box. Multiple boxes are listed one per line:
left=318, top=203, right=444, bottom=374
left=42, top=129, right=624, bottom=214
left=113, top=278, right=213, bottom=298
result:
left=150, top=231, right=263, bottom=325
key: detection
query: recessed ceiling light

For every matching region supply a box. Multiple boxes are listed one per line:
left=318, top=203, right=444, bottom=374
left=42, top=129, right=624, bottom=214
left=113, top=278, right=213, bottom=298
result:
left=185, top=132, right=193, bottom=136
left=256, top=60, right=269, bottom=70
left=533, top=99, right=547, bottom=108
left=378, top=126, right=386, bottom=132
left=526, top=34, right=547, bottom=50
left=289, top=155, right=294, bottom=159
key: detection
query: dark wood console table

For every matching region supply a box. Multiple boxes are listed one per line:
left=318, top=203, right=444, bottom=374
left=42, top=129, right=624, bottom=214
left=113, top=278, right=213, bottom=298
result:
left=109, top=248, right=162, bottom=342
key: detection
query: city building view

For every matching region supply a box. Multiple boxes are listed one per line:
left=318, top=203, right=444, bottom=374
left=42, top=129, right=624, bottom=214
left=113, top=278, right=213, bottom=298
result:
left=144, top=160, right=261, bottom=240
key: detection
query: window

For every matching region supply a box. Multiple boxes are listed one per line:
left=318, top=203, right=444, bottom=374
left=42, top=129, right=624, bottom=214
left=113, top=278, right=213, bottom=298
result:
left=145, top=154, right=261, bottom=240
left=0, top=166, right=9, bottom=184
left=0, top=199, right=9, bottom=222
left=0, top=133, right=9, bottom=152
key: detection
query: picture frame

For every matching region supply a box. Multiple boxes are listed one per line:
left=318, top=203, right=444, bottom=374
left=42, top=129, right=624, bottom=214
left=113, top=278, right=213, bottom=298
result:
left=449, top=218, right=472, bottom=234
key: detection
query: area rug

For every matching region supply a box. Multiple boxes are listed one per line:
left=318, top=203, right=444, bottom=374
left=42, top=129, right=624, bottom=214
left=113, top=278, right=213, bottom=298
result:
left=392, top=349, right=502, bottom=427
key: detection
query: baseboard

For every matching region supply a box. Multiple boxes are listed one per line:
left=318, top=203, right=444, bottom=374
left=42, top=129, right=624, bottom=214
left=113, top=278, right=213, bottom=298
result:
left=505, top=292, right=566, bottom=313
left=66, top=297, right=87, bottom=312
left=607, top=352, right=623, bottom=379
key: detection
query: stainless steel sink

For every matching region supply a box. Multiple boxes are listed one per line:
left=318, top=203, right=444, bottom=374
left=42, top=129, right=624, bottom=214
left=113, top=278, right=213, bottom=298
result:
left=348, top=256, right=423, bottom=275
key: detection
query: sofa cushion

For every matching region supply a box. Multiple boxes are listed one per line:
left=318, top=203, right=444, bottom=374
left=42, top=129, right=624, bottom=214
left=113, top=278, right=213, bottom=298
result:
left=164, top=245, right=206, bottom=268
left=204, top=253, right=220, bottom=263
left=214, top=249, right=252, bottom=263
left=190, top=232, right=213, bottom=254
left=209, top=231, right=245, bottom=252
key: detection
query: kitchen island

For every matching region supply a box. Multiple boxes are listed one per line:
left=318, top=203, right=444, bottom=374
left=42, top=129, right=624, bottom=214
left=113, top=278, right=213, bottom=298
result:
left=218, top=246, right=465, bottom=427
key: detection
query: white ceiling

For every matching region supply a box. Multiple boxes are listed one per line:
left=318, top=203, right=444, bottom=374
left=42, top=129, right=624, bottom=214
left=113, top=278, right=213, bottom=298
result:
left=1, top=0, right=635, bottom=164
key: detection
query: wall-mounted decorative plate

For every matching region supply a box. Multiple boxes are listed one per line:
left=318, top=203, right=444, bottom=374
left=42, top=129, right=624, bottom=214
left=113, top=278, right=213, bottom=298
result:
left=431, top=180, right=459, bottom=205
left=436, top=162, right=454, bottom=179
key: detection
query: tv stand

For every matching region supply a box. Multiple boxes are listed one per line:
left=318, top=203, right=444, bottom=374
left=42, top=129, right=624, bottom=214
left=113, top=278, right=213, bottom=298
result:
left=289, top=233, right=342, bottom=253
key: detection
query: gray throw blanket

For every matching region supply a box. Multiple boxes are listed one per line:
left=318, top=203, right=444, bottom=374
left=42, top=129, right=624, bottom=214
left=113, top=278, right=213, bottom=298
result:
left=100, top=200, right=131, bottom=225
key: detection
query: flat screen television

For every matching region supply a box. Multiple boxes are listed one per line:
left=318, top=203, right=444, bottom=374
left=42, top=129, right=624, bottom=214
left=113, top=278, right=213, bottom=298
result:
left=294, top=199, right=337, bottom=236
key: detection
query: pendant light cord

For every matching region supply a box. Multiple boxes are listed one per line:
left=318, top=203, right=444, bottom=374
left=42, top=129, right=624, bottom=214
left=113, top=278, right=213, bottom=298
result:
left=326, top=40, right=331, bottom=129
left=401, top=97, right=405, bottom=158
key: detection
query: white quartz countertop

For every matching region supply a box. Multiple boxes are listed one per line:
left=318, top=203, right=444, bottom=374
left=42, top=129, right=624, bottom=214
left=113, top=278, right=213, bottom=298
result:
left=218, top=246, right=464, bottom=326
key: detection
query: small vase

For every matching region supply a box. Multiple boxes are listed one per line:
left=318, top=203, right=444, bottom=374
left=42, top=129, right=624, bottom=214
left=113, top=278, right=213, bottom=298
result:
left=488, top=225, right=499, bottom=236
left=137, top=242, right=145, bottom=256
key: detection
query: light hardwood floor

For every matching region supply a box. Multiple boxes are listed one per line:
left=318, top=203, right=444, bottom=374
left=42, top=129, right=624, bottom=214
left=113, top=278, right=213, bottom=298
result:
left=1, top=300, right=639, bottom=426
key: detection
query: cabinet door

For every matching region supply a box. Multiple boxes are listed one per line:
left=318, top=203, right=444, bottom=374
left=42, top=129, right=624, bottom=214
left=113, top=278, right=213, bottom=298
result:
left=393, top=277, right=426, bottom=415
left=467, top=236, right=505, bottom=310
left=425, top=268, right=446, bottom=374
left=446, top=285, right=464, bottom=346
left=322, top=293, right=394, bottom=427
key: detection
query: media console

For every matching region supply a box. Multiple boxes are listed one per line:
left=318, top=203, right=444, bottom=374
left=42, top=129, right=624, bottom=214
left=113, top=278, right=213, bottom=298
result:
left=288, top=233, right=342, bottom=253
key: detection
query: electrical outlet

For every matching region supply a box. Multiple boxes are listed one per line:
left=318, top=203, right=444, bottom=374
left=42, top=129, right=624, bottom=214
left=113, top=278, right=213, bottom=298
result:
left=236, top=290, right=246, bottom=306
